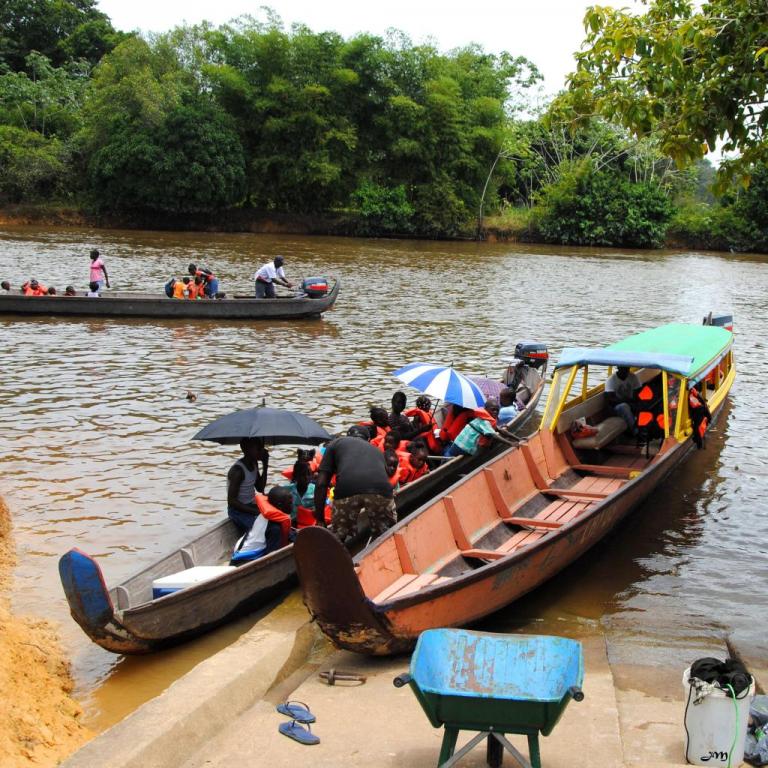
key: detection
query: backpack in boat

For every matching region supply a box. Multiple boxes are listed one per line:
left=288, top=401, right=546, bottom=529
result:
left=164, top=278, right=176, bottom=298
left=690, top=657, right=751, bottom=697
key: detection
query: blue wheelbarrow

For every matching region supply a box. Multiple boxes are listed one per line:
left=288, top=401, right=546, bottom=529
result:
left=393, top=629, right=584, bottom=768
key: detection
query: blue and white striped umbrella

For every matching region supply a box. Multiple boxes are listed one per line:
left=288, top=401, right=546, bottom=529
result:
left=392, top=362, right=485, bottom=409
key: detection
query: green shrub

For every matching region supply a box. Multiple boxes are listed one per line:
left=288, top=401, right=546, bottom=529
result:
left=0, top=126, right=70, bottom=203
left=534, top=161, right=672, bottom=248
left=351, top=181, right=414, bottom=235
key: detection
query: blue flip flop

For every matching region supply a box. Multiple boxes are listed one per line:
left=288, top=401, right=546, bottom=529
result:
left=276, top=700, right=316, bottom=723
left=278, top=720, right=320, bottom=745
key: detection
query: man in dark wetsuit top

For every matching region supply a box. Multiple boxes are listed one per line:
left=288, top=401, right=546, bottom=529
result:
left=313, top=426, right=396, bottom=543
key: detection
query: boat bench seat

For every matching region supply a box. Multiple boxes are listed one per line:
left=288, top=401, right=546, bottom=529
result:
left=373, top=573, right=451, bottom=603
left=571, top=416, right=627, bottom=449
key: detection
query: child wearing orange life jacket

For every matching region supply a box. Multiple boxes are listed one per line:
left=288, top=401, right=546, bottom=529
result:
left=398, top=443, right=430, bottom=486
left=230, top=487, right=293, bottom=563
left=384, top=449, right=401, bottom=489
left=22, top=279, right=47, bottom=296
left=281, top=461, right=316, bottom=529
left=188, top=275, right=205, bottom=299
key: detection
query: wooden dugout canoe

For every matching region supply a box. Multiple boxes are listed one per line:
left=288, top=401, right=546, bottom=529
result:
left=0, top=277, right=340, bottom=320
left=57, top=379, right=542, bottom=654
left=294, top=319, right=735, bottom=655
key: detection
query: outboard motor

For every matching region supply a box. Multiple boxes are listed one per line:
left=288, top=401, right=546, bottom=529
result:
left=702, top=312, right=733, bottom=331
left=503, top=341, right=548, bottom=396
left=513, top=341, right=549, bottom=370
left=301, top=276, right=329, bottom=298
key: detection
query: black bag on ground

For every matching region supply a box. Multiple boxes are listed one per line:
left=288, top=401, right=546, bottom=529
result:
left=690, top=657, right=751, bottom=697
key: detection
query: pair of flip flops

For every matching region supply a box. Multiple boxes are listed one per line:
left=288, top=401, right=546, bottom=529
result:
left=277, top=701, right=319, bottom=745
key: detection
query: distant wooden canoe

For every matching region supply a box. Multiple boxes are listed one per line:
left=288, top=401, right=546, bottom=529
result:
left=56, top=385, right=541, bottom=654
left=0, top=277, right=340, bottom=320
left=294, top=320, right=735, bottom=655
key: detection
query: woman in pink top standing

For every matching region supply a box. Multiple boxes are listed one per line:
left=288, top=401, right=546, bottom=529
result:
left=89, top=249, right=110, bottom=289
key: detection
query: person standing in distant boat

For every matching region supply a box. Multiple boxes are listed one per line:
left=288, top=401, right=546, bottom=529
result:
left=89, top=249, right=110, bottom=289
left=254, top=256, right=292, bottom=298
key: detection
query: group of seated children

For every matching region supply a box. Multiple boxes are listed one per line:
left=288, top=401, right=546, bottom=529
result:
left=366, top=389, right=508, bottom=479
left=2, top=280, right=83, bottom=297
left=166, top=264, right=220, bottom=300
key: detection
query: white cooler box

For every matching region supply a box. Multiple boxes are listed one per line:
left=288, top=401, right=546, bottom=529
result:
left=152, top=565, right=236, bottom=599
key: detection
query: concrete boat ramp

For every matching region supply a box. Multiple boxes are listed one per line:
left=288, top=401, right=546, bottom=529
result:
left=63, top=593, right=764, bottom=768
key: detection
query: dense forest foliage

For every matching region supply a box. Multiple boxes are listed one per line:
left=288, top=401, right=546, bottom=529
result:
left=0, top=1, right=766, bottom=251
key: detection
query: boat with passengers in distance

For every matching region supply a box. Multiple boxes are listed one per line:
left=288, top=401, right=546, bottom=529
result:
left=58, top=345, right=546, bottom=653
left=294, top=315, right=735, bottom=655
left=0, top=276, right=340, bottom=320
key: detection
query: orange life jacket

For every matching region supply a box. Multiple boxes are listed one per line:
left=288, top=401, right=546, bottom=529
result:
left=281, top=450, right=323, bottom=480
left=295, top=505, right=316, bottom=529
left=173, top=281, right=187, bottom=299
left=397, top=452, right=429, bottom=486
left=254, top=494, right=292, bottom=546
left=439, top=408, right=473, bottom=444
left=22, top=282, right=47, bottom=296
left=405, top=407, right=436, bottom=433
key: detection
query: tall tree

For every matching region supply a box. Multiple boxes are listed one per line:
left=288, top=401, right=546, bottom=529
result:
left=0, top=0, right=127, bottom=72
left=568, top=0, right=768, bottom=189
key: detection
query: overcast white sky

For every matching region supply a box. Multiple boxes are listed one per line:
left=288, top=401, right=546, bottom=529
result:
left=96, top=1, right=642, bottom=95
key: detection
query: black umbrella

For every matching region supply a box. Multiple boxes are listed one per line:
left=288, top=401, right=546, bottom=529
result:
left=192, top=407, right=332, bottom=446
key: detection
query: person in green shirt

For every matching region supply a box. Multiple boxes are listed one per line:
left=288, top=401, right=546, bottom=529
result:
left=444, top=399, right=500, bottom=457
left=282, top=460, right=315, bottom=522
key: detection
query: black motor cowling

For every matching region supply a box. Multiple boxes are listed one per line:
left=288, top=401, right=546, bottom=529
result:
left=513, top=341, right=548, bottom=369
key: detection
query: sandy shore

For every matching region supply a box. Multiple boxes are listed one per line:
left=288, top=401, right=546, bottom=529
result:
left=0, top=497, right=92, bottom=766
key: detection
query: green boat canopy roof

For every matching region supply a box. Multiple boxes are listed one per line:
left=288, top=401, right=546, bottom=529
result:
left=555, top=323, right=732, bottom=378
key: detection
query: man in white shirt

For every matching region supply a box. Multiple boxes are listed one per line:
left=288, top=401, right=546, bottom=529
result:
left=254, top=255, right=292, bottom=298
left=605, top=366, right=641, bottom=434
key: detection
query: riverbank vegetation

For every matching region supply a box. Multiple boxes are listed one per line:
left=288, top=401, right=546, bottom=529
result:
left=0, top=0, right=766, bottom=252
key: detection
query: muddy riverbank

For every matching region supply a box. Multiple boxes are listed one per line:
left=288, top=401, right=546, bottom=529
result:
left=0, top=497, right=91, bottom=766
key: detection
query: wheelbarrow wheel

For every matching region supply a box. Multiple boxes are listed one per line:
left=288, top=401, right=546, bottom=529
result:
left=486, top=734, right=503, bottom=768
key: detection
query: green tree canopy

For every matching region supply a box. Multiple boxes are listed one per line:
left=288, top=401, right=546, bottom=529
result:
left=0, top=0, right=127, bottom=72
left=568, top=0, right=768, bottom=189
left=82, top=38, right=246, bottom=214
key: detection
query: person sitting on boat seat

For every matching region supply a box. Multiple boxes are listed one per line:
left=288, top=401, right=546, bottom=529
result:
left=313, top=426, right=396, bottom=543
left=47, top=286, right=57, bottom=295
left=605, top=366, right=641, bottom=435
left=187, top=275, right=205, bottom=299
left=384, top=448, right=401, bottom=489
left=389, top=391, right=418, bottom=438
left=405, top=395, right=436, bottom=440
left=22, top=279, right=48, bottom=296
left=1, top=281, right=11, bottom=292
left=64, top=285, right=77, bottom=296
left=364, top=407, right=391, bottom=442
left=398, top=443, right=430, bottom=485
left=496, top=387, right=520, bottom=427
left=505, top=359, right=542, bottom=407
left=188, top=263, right=219, bottom=298
left=282, top=460, right=316, bottom=528
left=171, top=276, right=190, bottom=299
left=373, top=429, right=402, bottom=453
left=254, top=256, right=292, bottom=298
left=86, top=281, right=101, bottom=297
left=227, top=438, right=270, bottom=533
left=443, top=399, right=499, bottom=457
left=230, top=487, right=293, bottom=563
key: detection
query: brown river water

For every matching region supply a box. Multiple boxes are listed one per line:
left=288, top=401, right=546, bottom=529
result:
left=0, top=226, right=766, bottom=731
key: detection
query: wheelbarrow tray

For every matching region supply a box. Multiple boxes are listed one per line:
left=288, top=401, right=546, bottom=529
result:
left=408, top=629, right=583, bottom=737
